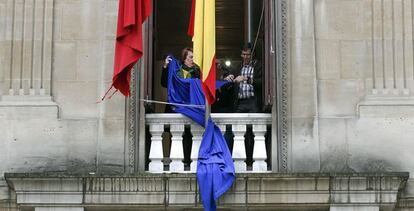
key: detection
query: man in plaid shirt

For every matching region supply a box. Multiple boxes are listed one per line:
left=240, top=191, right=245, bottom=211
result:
left=223, top=45, right=262, bottom=113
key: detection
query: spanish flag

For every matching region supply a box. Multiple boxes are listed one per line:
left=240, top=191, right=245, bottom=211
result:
left=188, top=0, right=216, bottom=105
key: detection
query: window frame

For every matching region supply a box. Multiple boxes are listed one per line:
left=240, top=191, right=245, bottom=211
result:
left=129, top=0, right=289, bottom=173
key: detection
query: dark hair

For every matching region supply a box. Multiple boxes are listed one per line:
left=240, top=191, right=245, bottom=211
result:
left=241, top=43, right=252, bottom=52
left=181, top=47, right=193, bottom=62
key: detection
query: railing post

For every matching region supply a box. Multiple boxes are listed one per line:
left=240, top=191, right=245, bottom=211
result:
left=169, top=124, right=185, bottom=171
left=232, top=124, right=247, bottom=172
left=252, top=124, right=268, bottom=171
left=190, top=124, right=204, bottom=172
left=149, top=124, right=164, bottom=172
left=217, top=124, right=226, bottom=135
left=146, top=113, right=272, bottom=173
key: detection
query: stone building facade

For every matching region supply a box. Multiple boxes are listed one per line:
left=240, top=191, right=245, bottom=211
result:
left=0, top=0, right=414, bottom=210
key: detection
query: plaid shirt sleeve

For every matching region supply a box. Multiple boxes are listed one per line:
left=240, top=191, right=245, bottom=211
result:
left=238, top=65, right=255, bottom=99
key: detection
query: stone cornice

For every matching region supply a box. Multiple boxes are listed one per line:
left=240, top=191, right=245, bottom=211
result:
left=5, top=172, right=409, bottom=209
left=4, top=172, right=409, bottom=178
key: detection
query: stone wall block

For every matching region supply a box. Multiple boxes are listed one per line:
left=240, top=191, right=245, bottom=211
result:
left=340, top=40, right=369, bottom=79
left=319, top=118, right=350, bottom=172
left=63, top=119, right=98, bottom=167
left=348, top=117, right=414, bottom=174
left=53, top=42, right=77, bottom=81
left=1, top=119, right=98, bottom=175
left=315, top=0, right=371, bottom=40
left=53, top=81, right=98, bottom=118
left=291, top=38, right=316, bottom=78
left=76, top=41, right=102, bottom=81
left=100, top=94, right=125, bottom=119
left=97, top=119, right=126, bottom=174
left=291, top=77, right=316, bottom=118
left=0, top=2, right=5, bottom=41
left=291, top=0, right=315, bottom=39
left=104, top=12, right=117, bottom=39
left=291, top=118, right=320, bottom=172
left=61, top=2, right=103, bottom=40
left=103, top=40, right=115, bottom=80
left=319, top=80, right=360, bottom=117
left=317, top=39, right=340, bottom=80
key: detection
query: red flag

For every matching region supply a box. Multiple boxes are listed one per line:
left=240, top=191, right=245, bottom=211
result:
left=187, top=0, right=195, bottom=37
left=112, top=0, right=151, bottom=96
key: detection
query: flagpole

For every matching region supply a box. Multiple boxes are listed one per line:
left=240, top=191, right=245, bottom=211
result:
left=205, top=96, right=209, bottom=128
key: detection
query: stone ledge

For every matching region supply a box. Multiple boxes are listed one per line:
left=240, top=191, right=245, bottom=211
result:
left=0, top=95, right=53, bottom=102
left=0, top=100, right=58, bottom=119
left=4, top=172, right=409, bottom=210
left=397, top=197, right=414, bottom=208
left=146, top=113, right=272, bottom=124
left=358, top=100, right=414, bottom=118
left=0, top=180, right=8, bottom=201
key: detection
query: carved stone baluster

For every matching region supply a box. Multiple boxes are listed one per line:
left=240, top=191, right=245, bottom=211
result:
left=217, top=124, right=226, bottom=135
left=232, top=124, right=247, bottom=172
left=190, top=124, right=204, bottom=172
left=252, top=124, right=267, bottom=172
left=169, top=124, right=185, bottom=172
left=148, top=124, right=164, bottom=172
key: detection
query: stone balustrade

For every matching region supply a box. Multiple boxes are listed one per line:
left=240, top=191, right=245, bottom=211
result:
left=145, top=113, right=272, bottom=173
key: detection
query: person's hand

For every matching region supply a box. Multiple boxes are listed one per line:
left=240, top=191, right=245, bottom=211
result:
left=163, top=56, right=172, bottom=68
left=234, top=75, right=246, bottom=83
left=224, top=74, right=234, bottom=82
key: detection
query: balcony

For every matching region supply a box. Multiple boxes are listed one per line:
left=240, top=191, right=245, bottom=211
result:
left=4, top=172, right=409, bottom=210
left=145, top=113, right=272, bottom=173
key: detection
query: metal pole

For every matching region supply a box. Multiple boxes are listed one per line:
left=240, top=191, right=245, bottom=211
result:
left=247, top=0, right=252, bottom=43
left=205, top=97, right=209, bottom=128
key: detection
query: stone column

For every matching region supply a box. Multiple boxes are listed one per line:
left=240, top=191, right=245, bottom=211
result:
left=149, top=124, right=164, bottom=172
left=289, top=0, right=321, bottom=172
left=190, top=123, right=203, bottom=172
left=252, top=124, right=267, bottom=171
left=169, top=124, right=184, bottom=171
left=232, top=124, right=247, bottom=172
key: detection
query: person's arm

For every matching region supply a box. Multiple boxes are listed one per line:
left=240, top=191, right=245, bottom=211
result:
left=160, top=56, right=172, bottom=88
left=193, top=65, right=201, bottom=79
left=252, top=60, right=262, bottom=87
left=224, top=74, right=234, bottom=82
left=252, top=60, right=263, bottom=111
left=161, top=66, right=168, bottom=88
left=234, top=66, right=247, bottom=83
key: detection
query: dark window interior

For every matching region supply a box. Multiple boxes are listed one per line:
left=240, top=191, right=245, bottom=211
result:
left=150, top=0, right=265, bottom=113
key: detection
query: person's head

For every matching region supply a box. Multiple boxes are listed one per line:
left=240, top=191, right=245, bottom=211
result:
left=181, top=47, right=194, bottom=67
left=241, top=44, right=252, bottom=65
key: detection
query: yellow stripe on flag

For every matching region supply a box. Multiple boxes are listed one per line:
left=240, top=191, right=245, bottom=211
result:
left=192, top=0, right=216, bottom=104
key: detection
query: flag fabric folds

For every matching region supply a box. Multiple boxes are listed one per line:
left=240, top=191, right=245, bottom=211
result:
left=188, top=0, right=217, bottom=105
left=167, top=57, right=235, bottom=211
left=112, top=0, right=151, bottom=96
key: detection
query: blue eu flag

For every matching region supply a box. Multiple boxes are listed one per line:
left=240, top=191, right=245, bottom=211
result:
left=166, top=56, right=235, bottom=211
